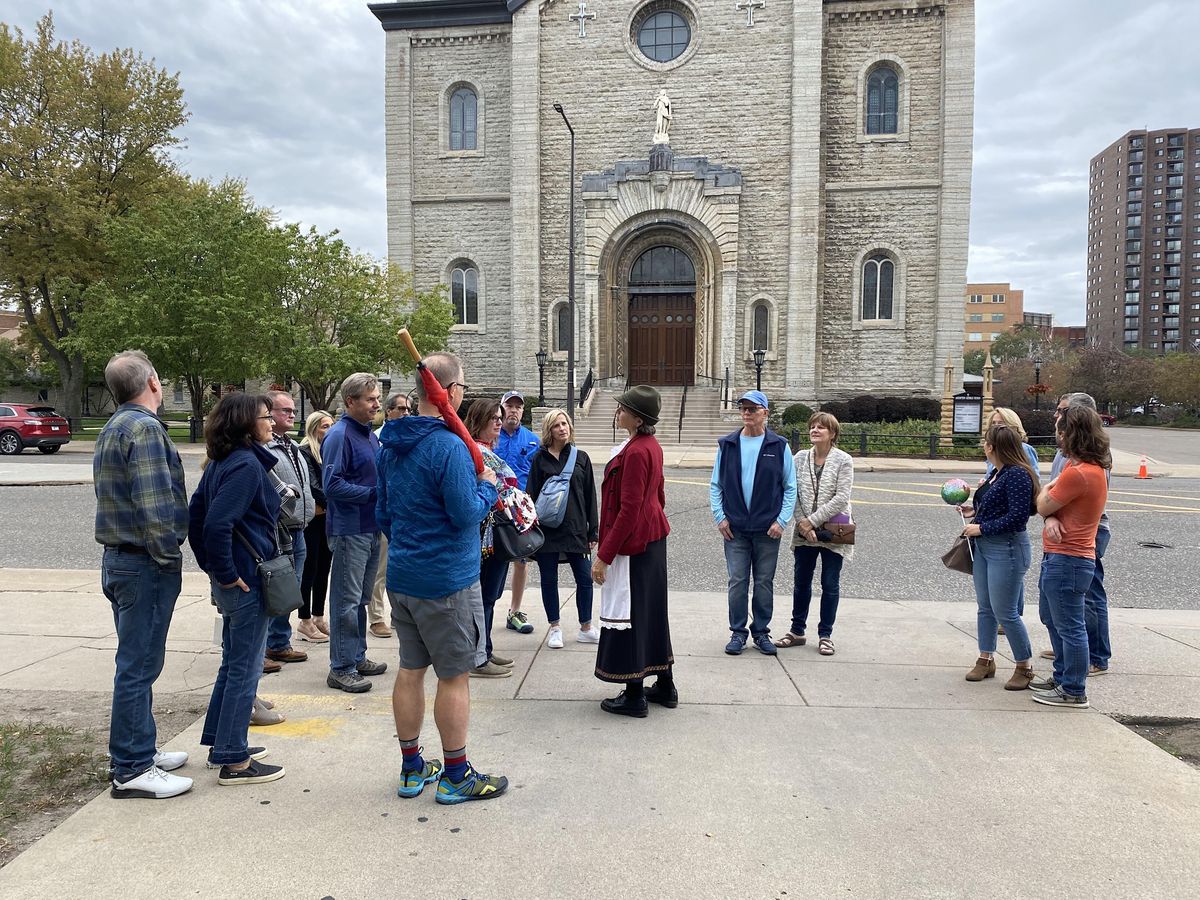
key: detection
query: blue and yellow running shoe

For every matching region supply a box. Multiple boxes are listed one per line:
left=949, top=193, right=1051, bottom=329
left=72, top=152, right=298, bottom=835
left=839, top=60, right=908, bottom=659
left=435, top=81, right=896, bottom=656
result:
left=435, top=764, right=509, bottom=805
left=396, top=759, right=443, bottom=798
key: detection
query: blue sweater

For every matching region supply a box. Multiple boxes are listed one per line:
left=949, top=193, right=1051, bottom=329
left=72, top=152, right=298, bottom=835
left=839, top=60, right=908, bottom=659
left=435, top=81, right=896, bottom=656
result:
left=322, top=414, right=380, bottom=536
left=974, top=464, right=1034, bottom=537
left=495, top=425, right=539, bottom=490
left=376, top=416, right=498, bottom=599
left=188, top=443, right=281, bottom=587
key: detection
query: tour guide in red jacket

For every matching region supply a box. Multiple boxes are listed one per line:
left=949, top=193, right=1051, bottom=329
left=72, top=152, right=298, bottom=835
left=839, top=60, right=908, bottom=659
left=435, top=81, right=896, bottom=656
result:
left=591, top=385, right=674, bottom=718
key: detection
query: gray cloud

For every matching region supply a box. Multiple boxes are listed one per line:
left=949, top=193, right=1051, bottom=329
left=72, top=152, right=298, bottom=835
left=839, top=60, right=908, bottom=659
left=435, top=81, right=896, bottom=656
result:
left=7, top=0, right=1199, bottom=326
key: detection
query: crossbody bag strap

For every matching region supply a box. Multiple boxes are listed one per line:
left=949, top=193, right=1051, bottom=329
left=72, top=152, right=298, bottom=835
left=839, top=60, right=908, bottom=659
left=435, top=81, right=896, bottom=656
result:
left=562, top=445, right=578, bottom=478
left=232, top=527, right=265, bottom=564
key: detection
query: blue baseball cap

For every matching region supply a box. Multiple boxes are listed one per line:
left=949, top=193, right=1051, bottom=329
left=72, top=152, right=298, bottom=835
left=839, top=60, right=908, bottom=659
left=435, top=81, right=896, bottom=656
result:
left=737, top=390, right=769, bottom=410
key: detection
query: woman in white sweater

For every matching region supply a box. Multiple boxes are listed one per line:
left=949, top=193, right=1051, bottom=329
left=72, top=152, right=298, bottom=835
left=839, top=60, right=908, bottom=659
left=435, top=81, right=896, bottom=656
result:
left=774, top=412, right=854, bottom=656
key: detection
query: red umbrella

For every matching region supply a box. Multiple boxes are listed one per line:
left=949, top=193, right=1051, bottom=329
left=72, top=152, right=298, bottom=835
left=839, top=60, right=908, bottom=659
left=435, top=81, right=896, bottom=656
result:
left=398, top=329, right=484, bottom=474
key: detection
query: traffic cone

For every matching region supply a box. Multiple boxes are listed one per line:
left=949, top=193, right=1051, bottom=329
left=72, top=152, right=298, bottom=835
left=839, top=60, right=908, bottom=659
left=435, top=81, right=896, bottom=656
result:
left=1136, top=455, right=1152, bottom=480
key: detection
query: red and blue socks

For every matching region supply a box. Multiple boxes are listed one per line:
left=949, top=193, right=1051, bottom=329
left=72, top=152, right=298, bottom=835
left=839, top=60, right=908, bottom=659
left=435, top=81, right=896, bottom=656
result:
left=400, top=736, right=424, bottom=773
left=444, top=746, right=468, bottom=783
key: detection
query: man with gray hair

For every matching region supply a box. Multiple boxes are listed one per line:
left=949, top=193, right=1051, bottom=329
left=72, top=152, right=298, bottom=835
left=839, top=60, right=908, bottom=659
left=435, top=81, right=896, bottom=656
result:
left=322, top=373, right=389, bottom=692
left=93, top=350, right=192, bottom=798
left=1039, top=391, right=1113, bottom=674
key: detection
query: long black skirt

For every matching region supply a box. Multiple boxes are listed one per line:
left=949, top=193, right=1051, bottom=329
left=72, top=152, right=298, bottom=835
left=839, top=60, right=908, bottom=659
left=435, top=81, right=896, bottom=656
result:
left=595, top=538, right=673, bottom=683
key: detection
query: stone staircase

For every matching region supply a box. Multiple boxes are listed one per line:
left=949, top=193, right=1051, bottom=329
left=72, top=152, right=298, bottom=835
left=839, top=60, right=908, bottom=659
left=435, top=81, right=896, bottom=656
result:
left=572, top=386, right=738, bottom=447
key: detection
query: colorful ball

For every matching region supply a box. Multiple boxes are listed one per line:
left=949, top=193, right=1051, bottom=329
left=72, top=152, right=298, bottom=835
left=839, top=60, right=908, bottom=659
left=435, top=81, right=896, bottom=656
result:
left=940, top=478, right=971, bottom=505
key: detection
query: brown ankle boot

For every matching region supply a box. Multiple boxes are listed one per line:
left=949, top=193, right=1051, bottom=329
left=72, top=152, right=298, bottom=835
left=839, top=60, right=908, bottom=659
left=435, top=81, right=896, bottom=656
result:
left=1005, top=666, right=1035, bottom=691
left=965, top=656, right=996, bottom=681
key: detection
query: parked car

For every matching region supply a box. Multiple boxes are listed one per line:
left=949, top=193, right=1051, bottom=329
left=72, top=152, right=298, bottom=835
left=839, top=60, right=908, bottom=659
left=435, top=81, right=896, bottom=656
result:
left=0, top=403, right=72, bottom=455
left=1099, top=414, right=1116, bottom=427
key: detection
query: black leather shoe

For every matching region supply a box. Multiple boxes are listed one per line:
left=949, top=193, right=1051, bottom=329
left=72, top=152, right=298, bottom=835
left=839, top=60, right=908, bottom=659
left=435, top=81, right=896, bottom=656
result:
left=600, top=691, right=648, bottom=718
left=644, top=681, right=678, bottom=708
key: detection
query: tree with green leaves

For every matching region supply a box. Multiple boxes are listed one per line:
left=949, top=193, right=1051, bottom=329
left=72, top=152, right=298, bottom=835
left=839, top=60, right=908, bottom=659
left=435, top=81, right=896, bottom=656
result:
left=0, top=14, right=188, bottom=421
left=268, top=226, right=454, bottom=411
left=963, top=349, right=987, bottom=376
left=68, top=178, right=286, bottom=419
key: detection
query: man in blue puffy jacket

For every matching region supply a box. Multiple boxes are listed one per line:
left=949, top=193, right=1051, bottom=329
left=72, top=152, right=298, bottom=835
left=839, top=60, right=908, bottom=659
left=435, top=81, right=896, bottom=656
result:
left=377, top=352, right=509, bottom=804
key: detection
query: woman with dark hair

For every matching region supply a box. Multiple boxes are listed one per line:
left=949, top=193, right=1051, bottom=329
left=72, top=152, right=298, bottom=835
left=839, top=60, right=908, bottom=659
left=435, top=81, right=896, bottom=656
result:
left=1029, top=406, right=1111, bottom=709
left=960, top=424, right=1039, bottom=690
left=463, top=398, right=520, bottom=678
left=591, top=386, right=673, bottom=717
left=297, top=410, right=334, bottom=643
left=188, top=393, right=286, bottom=785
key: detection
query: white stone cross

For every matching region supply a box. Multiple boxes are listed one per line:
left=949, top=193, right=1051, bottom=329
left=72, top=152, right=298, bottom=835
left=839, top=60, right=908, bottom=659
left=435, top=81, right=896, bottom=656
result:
left=569, top=0, right=596, bottom=37
left=735, top=0, right=765, bottom=26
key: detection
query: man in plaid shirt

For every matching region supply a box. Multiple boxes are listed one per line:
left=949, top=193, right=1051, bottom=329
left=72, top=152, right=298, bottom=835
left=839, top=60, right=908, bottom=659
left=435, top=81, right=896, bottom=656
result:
left=93, top=350, right=192, bottom=799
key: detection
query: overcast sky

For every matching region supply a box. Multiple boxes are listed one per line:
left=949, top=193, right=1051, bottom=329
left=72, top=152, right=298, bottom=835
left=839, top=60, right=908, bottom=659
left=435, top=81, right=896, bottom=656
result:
left=6, top=1, right=1199, bottom=326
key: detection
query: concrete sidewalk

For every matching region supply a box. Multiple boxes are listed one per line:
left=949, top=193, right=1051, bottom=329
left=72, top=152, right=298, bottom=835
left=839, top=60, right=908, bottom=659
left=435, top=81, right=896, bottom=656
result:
left=0, top=568, right=1197, bottom=898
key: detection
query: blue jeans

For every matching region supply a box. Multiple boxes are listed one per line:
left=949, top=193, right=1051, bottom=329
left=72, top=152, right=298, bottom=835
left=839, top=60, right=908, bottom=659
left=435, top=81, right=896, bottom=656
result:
left=1039, top=553, right=1095, bottom=698
left=480, top=554, right=511, bottom=659
left=534, top=551, right=594, bottom=625
left=101, top=549, right=182, bottom=780
left=202, top=581, right=270, bottom=765
left=790, top=545, right=844, bottom=638
left=267, top=528, right=306, bottom=652
left=328, top=532, right=380, bottom=674
left=723, top=531, right=781, bottom=638
left=1086, top=527, right=1111, bottom=669
left=972, top=532, right=1032, bottom=661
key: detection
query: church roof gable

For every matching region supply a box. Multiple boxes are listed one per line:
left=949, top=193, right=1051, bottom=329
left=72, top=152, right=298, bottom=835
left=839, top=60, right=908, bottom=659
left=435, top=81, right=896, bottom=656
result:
left=368, top=0, right=514, bottom=30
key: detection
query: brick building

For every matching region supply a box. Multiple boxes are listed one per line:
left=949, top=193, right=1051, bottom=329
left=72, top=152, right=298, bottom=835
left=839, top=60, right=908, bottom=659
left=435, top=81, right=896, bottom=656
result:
left=1087, top=128, right=1200, bottom=354
left=962, top=282, right=1022, bottom=351
left=370, top=0, right=975, bottom=402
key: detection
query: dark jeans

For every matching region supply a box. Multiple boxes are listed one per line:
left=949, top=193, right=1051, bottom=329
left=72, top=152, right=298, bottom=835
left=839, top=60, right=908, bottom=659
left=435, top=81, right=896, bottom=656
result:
left=101, top=549, right=182, bottom=780
left=790, top=545, right=844, bottom=639
left=300, top=514, right=331, bottom=619
left=1039, top=552, right=1095, bottom=698
left=203, top=581, right=270, bottom=765
left=328, top=532, right=381, bottom=675
left=480, top=554, right=511, bottom=659
left=267, top=528, right=306, bottom=651
left=534, top=551, right=594, bottom=625
left=1085, top=527, right=1111, bottom=668
left=723, top=530, right=781, bottom=638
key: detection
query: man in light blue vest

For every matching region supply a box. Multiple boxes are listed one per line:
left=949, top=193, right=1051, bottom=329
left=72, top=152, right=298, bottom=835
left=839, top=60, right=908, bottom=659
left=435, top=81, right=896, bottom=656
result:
left=710, top=390, right=797, bottom=656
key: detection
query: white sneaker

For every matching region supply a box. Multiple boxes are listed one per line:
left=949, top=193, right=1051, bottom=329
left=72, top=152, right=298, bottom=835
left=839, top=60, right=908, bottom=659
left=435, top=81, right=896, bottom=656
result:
left=547, top=626, right=564, bottom=649
left=154, top=748, right=188, bottom=772
left=576, top=628, right=600, bottom=644
left=110, top=766, right=193, bottom=800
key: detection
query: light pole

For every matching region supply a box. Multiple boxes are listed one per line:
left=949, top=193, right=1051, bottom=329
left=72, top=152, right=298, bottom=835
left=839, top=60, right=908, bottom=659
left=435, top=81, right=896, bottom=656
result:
left=553, top=102, right=576, bottom=421
left=1033, top=357, right=1043, bottom=410
left=753, top=348, right=766, bottom=393
left=535, top=348, right=548, bottom=407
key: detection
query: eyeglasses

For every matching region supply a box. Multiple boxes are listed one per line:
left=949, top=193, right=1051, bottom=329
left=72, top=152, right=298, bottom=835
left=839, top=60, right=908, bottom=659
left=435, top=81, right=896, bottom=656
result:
left=257, top=415, right=273, bottom=421
left=490, top=415, right=503, bottom=423
left=446, top=382, right=469, bottom=393
left=739, top=405, right=763, bottom=413
left=391, top=406, right=410, bottom=415
left=277, top=408, right=296, bottom=416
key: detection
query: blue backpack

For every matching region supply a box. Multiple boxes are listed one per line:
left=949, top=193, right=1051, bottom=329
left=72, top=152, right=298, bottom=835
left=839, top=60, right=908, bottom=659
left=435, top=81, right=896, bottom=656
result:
left=534, top=446, right=578, bottom=529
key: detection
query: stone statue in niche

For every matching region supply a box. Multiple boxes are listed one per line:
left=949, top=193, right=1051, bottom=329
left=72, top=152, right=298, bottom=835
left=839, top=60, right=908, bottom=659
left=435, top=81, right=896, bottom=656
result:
left=653, top=91, right=672, bottom=144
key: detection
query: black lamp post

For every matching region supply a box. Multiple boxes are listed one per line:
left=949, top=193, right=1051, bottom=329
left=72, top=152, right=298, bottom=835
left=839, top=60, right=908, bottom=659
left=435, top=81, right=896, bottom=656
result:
left=553, top=101, right=576, bottom=421
left=1033, top=357, right=1043, bottom=410
left=535, top=348, right=548, bottom=407
left=753, top=348, right=766, bottom=392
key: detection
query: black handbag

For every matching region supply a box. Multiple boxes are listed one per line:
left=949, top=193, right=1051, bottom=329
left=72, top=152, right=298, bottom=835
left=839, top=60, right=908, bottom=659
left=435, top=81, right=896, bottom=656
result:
left=491, top=515, right=545, bottom=562
left=234, top=528, right=303, bottom=617
left=941, top=533, right=974, bottom=575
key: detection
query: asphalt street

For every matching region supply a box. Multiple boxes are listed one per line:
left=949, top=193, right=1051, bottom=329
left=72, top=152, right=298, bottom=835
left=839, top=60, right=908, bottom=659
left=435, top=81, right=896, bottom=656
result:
left=2, top=456, right=1198, bottom=612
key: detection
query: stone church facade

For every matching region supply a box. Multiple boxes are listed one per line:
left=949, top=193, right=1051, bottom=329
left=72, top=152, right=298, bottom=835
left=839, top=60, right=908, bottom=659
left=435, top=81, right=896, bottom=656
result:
left=369, top=0, right=974, bottom=403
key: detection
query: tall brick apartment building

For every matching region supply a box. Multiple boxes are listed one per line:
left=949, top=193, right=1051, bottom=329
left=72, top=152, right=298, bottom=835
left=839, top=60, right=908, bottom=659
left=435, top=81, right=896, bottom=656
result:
left=1087, top=128, right=1200, bottom=354
left=370, top=0, right=975, bottom=402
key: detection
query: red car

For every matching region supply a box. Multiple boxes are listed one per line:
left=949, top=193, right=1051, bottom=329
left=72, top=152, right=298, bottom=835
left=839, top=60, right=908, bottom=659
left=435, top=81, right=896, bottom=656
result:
left=0, top=402, right=72, bottom=454
left=1099, top=414, right=1116, bottom=427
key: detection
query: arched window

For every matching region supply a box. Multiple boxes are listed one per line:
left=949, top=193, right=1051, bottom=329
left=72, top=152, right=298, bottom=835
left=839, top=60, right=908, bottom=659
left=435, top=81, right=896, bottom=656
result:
left=449, top=87, right=477, bottom=151
left=861, top=254, right=895, bottom=321
left=555, top=303, right=571, bottom=352
left=451, top=264, right=479, bottom=325
left=628, top=245, right=695, bottom=290
left=752, top=303, right=769, bottom=352
left=866, top=66, right=899, bottom=135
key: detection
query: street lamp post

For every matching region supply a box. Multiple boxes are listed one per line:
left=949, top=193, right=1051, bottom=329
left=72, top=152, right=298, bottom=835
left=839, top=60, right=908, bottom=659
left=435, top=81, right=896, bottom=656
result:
left=535, top=348, right=548, bottom=407
left=753, top=348, right=766, bottom=393
left=553, top=102, right=576, bottom=421
left=1033, top=357, right=1043, bottom=410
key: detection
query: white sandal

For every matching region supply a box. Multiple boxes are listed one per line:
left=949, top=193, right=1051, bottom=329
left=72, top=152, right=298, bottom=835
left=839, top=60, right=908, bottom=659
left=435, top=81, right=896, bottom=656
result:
left=818, top=637, right=835, bottom=656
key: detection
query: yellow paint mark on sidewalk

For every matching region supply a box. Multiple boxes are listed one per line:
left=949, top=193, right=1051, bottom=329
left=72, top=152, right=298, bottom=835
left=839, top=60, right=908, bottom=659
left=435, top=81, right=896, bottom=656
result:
left=250, top=716, right=345, bottom=739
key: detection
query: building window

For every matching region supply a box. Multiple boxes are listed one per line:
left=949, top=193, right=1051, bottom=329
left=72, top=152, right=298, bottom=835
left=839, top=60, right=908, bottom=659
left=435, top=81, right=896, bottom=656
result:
left=991, top=313, right=1005, bottom=322
left=968, top=333, right=983, bottom=342
left=865, top=66, right=899, bottom=135
left=861, top=253, right=894, bottom=321
left=752, top=303, right=769, bottom=351
left=635, top=7, right=690, bottom=63
left=450, top=263, right=479, bottom=325
left=449, top=87, right=477, bottom=151
left=968, top=314, right=983, bottom=322
left=991, top=294, right=1005, bottom=303
left=554, top=303, right=571, bottom=353
left=968, top=294, right=983, bottom=303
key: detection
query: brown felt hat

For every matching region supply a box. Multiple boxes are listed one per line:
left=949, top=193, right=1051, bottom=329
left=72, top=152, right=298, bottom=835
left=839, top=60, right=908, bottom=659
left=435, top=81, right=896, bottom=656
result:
left=615, top=384, right=661, bottom=426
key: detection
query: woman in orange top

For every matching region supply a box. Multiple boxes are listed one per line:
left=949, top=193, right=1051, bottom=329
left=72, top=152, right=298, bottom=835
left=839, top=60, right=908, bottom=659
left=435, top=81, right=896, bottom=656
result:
left=1029, top=406, right=1111, bottom=709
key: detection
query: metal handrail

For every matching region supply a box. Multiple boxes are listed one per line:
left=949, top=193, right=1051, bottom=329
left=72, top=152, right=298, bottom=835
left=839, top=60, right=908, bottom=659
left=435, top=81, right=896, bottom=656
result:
left=579, top=368, right=595, bottom=405
left=677, top=383, right=689, bottom=443
left=593, top=372, right=626, bottom=390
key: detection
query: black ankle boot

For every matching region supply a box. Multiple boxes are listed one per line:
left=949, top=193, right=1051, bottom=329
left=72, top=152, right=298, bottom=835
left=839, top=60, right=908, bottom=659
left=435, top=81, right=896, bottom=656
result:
left=644, top=680, right=678, bottom=708
left=600, top=690, right=648, bottom=718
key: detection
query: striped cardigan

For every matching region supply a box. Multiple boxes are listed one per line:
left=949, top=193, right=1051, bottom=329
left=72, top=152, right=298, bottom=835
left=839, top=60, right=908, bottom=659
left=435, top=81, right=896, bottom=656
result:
left=791, top=446, right=855, bottom=561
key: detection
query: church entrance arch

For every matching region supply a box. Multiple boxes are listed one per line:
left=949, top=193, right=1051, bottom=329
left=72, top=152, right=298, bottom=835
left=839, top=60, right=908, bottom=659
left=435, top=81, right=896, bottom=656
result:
left=627, top=246, right=696, bottom=385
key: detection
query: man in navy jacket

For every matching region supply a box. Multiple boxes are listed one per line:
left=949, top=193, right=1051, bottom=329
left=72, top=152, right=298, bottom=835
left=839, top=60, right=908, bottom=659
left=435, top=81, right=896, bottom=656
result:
left=322, top=373, right=389, bottom=693
left=710, top=391, right=797, bottom=656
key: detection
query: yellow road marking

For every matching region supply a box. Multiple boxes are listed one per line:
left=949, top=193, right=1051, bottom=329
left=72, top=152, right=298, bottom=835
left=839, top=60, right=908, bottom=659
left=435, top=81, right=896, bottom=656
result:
left=249, top=717, right=345, bottom=739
